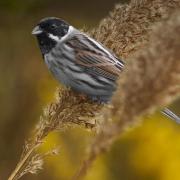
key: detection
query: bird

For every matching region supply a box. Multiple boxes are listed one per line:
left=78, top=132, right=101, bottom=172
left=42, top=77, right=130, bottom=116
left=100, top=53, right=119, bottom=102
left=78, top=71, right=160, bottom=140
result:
left=32, top=17, right=179, bottom=122
left=32, top=17, right=124, bottom=102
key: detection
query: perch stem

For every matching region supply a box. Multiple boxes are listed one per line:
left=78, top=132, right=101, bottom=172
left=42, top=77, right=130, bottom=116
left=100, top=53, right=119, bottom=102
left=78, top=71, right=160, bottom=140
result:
left=7, top=144, right=39, bottom=180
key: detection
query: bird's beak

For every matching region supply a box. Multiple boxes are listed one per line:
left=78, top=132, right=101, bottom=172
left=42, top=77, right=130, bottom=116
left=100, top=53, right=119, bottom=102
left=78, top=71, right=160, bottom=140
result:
left=32, top=25, right=42, bottom=35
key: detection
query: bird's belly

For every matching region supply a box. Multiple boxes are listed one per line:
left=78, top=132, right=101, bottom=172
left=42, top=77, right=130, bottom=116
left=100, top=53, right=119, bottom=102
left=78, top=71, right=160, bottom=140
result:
left=44, top=54, right=72, bottom=86
left=44, top=54, right=115, bottom=102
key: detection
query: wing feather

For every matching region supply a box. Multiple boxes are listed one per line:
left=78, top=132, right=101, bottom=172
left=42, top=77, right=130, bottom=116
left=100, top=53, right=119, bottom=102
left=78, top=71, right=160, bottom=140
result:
left=65, top=34, right=124, bottom=80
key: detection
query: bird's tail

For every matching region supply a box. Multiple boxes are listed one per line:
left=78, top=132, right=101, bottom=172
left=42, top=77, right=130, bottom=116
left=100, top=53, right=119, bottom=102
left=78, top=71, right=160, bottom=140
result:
left=162, top=108, right=180, bottom=123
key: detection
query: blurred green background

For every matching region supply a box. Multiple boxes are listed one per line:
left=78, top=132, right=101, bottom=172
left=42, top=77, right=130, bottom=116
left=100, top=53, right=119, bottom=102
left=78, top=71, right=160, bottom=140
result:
left=0, top=0, right=180, bottom=180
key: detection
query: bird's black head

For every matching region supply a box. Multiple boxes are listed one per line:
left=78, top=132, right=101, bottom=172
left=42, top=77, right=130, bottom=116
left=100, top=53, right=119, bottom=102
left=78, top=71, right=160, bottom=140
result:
left=32, top=17, right=70, bottom=55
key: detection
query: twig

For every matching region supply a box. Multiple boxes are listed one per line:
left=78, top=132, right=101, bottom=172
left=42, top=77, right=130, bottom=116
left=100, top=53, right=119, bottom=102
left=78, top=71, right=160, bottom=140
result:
left=7, top=88, right=102, bottom=180
left=8, top=143, right=40, bottom=180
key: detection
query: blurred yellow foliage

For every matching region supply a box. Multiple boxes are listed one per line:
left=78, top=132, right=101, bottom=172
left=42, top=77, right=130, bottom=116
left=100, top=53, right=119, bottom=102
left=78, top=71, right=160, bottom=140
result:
left=130, top=115, right=180, bottom=180
left=37, top=113, right=180, bottom=180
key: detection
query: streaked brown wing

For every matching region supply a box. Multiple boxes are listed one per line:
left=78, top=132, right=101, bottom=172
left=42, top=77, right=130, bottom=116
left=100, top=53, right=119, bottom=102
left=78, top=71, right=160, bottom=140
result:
left=65, top=35, right=122, bottom=80
left=76, top=50, right=121, bottom=77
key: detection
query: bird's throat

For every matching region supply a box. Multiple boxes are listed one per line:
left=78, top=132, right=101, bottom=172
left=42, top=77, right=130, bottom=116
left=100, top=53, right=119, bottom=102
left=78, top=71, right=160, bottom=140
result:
left=37, top=33, right=57, bottom=55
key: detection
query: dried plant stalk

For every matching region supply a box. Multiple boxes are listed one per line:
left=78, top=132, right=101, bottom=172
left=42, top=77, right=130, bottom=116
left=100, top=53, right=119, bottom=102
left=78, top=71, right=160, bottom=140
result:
left=8, top=89, right=102, bottom=180
left=74, top=9, right=180, bottom=179
left=90, top=0, right=180, bottom=58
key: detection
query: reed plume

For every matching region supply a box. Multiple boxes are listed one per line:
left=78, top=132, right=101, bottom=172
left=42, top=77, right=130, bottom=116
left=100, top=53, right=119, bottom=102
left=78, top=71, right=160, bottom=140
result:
left=91, top=0, right=180, bottom=58
left=74, top=8, right=180, bottom=180
left=8, top=89, right=103, bottom=180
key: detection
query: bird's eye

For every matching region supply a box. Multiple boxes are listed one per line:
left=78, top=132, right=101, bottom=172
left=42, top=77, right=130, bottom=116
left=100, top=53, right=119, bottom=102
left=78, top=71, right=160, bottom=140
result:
left=51, top=24, right=57, bottom=29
